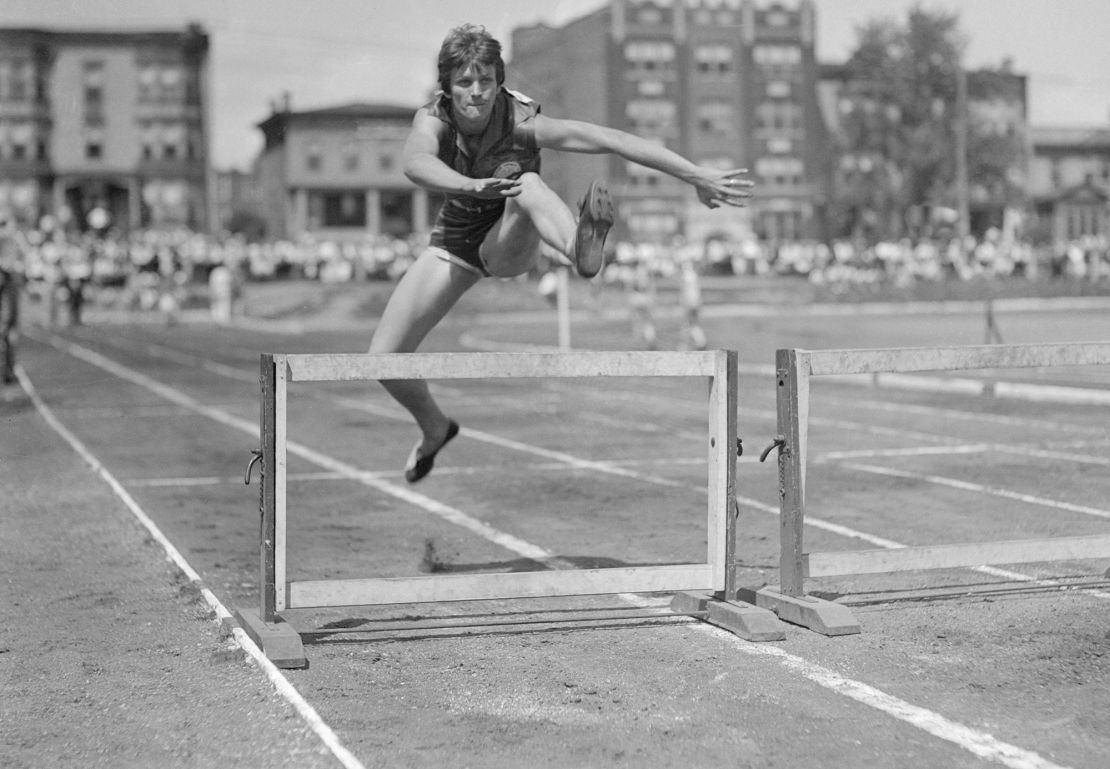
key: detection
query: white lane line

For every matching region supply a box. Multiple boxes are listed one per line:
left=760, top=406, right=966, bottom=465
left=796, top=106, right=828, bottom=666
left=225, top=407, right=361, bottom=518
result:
left=738, top=492, right=1110, bottom=600
left=841, top=398, right=1109, bottom=436
left=842, top=461, right=1110, bottom=521
left=819, top=442, right=1110, bottom=466
left=34, top=332, right=552, bottom=561
left=31, top=335, right=1080, bottom=768
left=13, top=364, right=367, bottom=769
left=724, top=640, right=1072, bottom=769
left=60, top=330, right=1110, bottom=597
left=325, top=393, right=690, bottom=489
left=55, top=330, right=1110, bottom=595
left=127, top=457, right=718, bottom=489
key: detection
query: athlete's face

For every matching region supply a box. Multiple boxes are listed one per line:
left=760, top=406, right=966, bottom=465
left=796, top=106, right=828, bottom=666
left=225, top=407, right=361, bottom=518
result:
left=449, top=62, right=498, bottom=131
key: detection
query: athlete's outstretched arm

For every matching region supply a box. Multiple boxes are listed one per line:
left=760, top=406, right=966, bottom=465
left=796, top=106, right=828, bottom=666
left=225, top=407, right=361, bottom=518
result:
left=402, top=110, right=521, bottom=199
left=532, top=114, right=754, bottom=209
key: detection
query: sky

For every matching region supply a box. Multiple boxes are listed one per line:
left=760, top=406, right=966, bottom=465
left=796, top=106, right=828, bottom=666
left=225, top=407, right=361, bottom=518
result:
left=3, top=0, right=1109, bottom=170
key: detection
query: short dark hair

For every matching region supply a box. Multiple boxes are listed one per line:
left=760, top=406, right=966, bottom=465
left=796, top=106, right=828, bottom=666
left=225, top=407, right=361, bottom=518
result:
left=437, top=24, right=505, bottom=93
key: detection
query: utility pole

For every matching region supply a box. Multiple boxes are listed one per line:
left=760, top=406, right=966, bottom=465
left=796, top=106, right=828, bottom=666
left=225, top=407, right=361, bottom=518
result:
left=955, top=64, right=970, bottom=242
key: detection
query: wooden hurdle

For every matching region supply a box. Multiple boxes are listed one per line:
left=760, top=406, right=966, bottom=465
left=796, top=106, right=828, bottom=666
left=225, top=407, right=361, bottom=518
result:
left=740, top=341, right=1110, bottom=636
left=237, top=350, right=784, bottom=667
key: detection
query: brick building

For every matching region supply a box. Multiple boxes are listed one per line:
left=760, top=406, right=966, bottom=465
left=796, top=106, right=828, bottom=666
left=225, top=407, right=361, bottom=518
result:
left=508, top=0, right=823, bottom=245
left=0, top=25, right=212, bottom=232
left=253, top=100, right=433, bottom=242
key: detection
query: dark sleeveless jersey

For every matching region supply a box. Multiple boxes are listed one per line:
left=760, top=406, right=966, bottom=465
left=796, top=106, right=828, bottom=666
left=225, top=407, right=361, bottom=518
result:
left=425, top=88, right=541, bottom=273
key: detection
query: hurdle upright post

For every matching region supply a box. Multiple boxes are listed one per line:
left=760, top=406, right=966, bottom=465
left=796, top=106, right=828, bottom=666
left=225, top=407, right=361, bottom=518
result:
left=259, top=353, right=277, bottom=622
left=711, top=349, right=739, bottom=596
left=232, top=354, right=306, bottom=668
left=737, top=348, right=860, bottom=636
left=777, top=348, right=808, bottom=597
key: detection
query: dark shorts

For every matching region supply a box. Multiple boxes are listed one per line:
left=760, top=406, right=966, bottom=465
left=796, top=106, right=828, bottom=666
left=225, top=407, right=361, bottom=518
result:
left=428, top=198, right=507, bottom=277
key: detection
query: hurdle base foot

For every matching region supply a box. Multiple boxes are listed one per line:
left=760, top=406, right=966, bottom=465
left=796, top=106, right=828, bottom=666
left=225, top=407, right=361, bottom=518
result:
left=734, top=586, right=860, bottom=637
left=670, top=591, right=786, bottom=642
left=234, top=608, right=308, bottom=669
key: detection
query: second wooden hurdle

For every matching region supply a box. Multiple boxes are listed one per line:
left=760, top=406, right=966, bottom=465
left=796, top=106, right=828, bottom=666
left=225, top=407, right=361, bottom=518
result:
left=238, top=349, right=786, bottom=667
left=741, top=341, right=1110, bottom=636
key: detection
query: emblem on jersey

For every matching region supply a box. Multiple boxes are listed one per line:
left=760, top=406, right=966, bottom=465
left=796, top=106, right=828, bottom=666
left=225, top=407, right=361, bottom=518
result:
left=493, top=160, right=522, bottom=179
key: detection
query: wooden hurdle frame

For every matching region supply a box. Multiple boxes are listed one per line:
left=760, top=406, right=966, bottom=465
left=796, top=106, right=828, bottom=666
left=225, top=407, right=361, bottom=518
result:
left=740, top=341, right=1110, bottom=636
left=237, top=349, right=785, bottom=667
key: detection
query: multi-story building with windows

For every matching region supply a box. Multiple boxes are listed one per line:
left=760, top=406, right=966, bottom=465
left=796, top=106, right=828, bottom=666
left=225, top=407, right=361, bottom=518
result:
left=509, top=0, right=822, bottom=244
left=1029, top=127, right=1110, bottom=244
left=0, top=25, right=211, bottom=232
left=253, top=100, right=433, bottom=242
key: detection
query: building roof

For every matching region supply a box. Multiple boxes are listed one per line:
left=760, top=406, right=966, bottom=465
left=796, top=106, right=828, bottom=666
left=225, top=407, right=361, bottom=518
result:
left=256, top=102, right=418, bottom=151
left=1031, top=126, right=1110, bottom=150
left=286, top=102, right=416, bottom=121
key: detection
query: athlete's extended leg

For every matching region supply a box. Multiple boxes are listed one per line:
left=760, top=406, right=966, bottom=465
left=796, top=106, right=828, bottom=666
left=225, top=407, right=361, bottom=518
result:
left=479, top=173, right=574, bottom=277
left=479, top=172, right=613, bottom=279
left=369, top=249, right=480, bottom=474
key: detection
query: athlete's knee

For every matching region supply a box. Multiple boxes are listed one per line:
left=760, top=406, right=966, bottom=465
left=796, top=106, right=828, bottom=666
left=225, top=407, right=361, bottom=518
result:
left=513, top=172, right=549, bottom=198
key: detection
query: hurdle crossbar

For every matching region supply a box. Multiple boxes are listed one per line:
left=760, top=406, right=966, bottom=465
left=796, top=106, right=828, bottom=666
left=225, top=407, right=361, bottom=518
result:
left=256, top=350, right=738, bottom=619
left=757, top=341, right=1110, bottom=636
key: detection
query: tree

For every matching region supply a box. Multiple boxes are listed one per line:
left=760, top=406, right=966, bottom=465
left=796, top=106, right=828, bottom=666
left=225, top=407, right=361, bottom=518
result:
left=224, top=210, right=267, bottom=242
left=965, top=64, right=1030, bottom=230
left=829, top=5, right=966, bottom=241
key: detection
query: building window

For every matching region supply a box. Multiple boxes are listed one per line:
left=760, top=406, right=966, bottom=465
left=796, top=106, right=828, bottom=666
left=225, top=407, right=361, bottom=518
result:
left=625, top=41, right=675, bottom=74
left=160, top=66, right=183, bottom=101
left=761, top=209, right=802, bottom=241
left=696, top=100, right=734, bottom=137
left=381, top=190, right=413, bottom=237
left=626, top=99, right=676, bottom=134
left=138, top=63, right=184, bottom=102
left=306, top=140, right=322, bottom=172
left=162, top=124, right=184, bottom=161
left=766, top=80, right=791, bottom=98
left=320, top=192, right=366, bottom=227
left=83, top=61, right=105, bottom=125
left=83, top=123, right=104, bottom=160
left=756, top=102, right=803, bottom=134
left=753, top=44, right=802, bottom=69
left=379, top=154, right=394, bottom=172
left=4, top=60, right=30, bottom=102
left=695, top=45, right=732, bottom=75
left=343, top=141, right=360, bottom=172
left=767, top=10, right=791, bottom=28
left=755, top=157, right=804, bottom=187
left=766, top=137, right=793, bottom=154
left=139, top=65, right=158, bottom=101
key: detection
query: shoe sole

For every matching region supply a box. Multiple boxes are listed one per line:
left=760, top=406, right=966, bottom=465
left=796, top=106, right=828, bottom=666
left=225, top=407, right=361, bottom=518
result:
left=404, top=420, right=460, bottom=483
left=575, top=182, right=614, bottom=279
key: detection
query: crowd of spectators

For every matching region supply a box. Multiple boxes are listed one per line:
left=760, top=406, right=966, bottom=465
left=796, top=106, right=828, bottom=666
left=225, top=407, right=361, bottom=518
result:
left=694, top=230, right=1110, bottom=290
left=5, top=221, right=430, bottom=325
left=3, top=215, right=1109, bottom=329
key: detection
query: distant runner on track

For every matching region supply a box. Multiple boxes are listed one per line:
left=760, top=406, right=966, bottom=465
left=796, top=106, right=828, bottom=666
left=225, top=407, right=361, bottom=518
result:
left=370, top=23, right=754, bottom=482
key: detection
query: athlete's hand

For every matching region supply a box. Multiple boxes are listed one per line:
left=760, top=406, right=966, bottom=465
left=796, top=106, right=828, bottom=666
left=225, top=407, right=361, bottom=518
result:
left=692, top=168, right=754, bottom=209
left=466, top=177, right=522, bottom=199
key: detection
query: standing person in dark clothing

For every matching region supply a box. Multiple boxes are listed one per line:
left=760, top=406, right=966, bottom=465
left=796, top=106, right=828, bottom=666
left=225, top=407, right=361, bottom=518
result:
left=0, top=216, right=24, bottom=385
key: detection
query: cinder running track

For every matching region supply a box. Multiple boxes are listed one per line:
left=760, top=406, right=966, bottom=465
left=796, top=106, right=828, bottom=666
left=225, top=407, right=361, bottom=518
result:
left=5, top=280, right=1109, bottom=769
